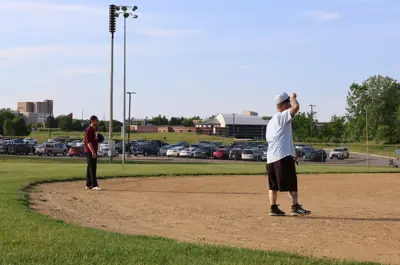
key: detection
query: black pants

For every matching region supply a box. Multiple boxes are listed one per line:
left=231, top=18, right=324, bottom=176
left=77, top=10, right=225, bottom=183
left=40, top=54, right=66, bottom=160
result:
left=85, top=153, right=98, bottom=187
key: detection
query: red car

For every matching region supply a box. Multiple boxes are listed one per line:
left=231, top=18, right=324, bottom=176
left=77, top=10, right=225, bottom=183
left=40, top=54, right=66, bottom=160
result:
left=213, top=147, right=230, bottom=159
left=68, top=146, right=84, bottom=157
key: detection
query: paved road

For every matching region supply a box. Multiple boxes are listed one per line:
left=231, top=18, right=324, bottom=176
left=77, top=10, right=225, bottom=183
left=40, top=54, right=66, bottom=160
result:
left=1, top=151, right=396, bottom=167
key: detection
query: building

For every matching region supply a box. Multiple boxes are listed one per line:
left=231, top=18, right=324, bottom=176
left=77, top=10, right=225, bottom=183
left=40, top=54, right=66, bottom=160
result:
left=129, top=125, right=158, bottom=133
left=17, top=99, right=54, bottom=124
left=157, top=126, right=196, bottom=133
left=196, top=111, right=269, bottom=139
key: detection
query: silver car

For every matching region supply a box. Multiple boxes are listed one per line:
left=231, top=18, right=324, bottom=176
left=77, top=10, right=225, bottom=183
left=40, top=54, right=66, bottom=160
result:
left=329, top=148, right=350, bottom=159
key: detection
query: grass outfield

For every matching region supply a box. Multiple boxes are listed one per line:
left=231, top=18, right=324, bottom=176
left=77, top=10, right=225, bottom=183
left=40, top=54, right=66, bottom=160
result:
left=28, top=131, right=234, bottom=144
left=0, top=163, right=395, bottom=265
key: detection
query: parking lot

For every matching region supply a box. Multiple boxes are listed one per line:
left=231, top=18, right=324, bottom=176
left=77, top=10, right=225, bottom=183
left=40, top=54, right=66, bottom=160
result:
left=1, top=136, right=395, bottom=167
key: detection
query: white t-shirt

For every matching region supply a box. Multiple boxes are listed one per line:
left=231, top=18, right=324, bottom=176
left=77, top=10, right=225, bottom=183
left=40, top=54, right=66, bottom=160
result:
left=266, top=109, right=295, bottom=163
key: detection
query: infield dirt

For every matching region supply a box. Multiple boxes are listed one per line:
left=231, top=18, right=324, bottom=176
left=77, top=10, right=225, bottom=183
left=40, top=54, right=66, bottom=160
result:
left=30, top=173, right=400, bottom=264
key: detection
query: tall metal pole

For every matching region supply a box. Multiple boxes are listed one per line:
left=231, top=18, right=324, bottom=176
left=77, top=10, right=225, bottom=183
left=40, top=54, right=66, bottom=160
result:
left=366, top=108, right=369, bottom=167
left=309, top=104, right=316, bottom=140
left=127, top=92, right=136, bottom=144
left=122, top=17, right=127, bottom=164
left=233, top=113, right=235, bottom=139
left=109, top=31, right=114, bottom=161
left=128, top=92, right=131, bottom=144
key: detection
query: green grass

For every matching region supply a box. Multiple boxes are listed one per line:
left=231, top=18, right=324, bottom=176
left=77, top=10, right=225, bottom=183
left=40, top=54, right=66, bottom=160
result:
left=26, top=131, right=234, bottom=144
left=1, top=162, right=397, bottom=265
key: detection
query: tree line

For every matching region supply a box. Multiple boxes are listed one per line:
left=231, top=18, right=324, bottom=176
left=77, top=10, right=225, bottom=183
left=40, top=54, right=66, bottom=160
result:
left=1, top=75, right=399, bottom=143
left=292, top=75, right=400, bottom=144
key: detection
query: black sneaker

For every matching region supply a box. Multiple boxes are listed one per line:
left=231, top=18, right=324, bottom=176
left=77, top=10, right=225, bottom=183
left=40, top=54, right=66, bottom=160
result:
left=291, top=203, right=311, bottom=216
left=269, top=204, right=286, bottom=216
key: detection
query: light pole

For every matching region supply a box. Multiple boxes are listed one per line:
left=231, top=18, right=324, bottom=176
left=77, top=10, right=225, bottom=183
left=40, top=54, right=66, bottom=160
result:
left=366, top=108, right=369, bottom=166
left=109, top=4, right=117, bottom=161
left=127, top=91, right=136, bottom=145
left=232, top=113, right=235, bottom=139
left=309, top=104, right=316, bottom=140
left=115, top=5, right=138, bottom=164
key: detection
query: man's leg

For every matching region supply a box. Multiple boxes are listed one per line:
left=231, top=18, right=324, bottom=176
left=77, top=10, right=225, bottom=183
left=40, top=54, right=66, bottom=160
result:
left=267, top=162, right=285, bottom=216
left=91, top=157, right=99, bottom=188
left=269, top=190, right=278, bottom=205
left=281, top=156, right=311, bottom=216
left=85, top=154, right=92, bottom=188
left=289, top=191, right=298, bottom=205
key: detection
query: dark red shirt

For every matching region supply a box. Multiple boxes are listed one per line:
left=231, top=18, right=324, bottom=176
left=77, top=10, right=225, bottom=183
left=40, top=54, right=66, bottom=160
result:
left=84, top=126, right=98, bottom=153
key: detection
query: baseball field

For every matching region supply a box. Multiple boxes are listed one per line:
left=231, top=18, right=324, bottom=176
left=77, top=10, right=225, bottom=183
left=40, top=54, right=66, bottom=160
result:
left=1, top=161, right=399, bottom=265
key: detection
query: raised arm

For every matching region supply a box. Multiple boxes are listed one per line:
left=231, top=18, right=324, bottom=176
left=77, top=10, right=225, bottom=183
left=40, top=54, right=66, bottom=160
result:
left=289, top=93, right=299, bottom=117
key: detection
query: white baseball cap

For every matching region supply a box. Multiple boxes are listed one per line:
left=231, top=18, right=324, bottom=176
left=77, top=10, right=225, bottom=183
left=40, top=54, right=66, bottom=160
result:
left=275, top=92, right=290, bottom=105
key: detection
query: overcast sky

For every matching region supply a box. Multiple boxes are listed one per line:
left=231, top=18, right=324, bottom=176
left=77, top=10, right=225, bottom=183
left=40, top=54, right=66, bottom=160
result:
left=1, top=0, right=399, bottom=121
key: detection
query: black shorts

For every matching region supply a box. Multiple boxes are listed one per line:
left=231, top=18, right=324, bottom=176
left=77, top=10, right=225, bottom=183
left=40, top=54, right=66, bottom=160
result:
left=266, top=155, right=298, bottom=192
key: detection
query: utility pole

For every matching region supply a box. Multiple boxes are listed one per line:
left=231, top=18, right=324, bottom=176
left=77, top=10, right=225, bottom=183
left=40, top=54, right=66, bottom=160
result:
left=309, top=104, right=316, bottom=140
left=232, top=113, right=235, bottom=139
left=127, top=92, right=136, bottom=145
left=115, top=5, right=138, bottom=164
left=109, top=4, right=116, bottom=162
left=366, top=108, right=369, bottom=167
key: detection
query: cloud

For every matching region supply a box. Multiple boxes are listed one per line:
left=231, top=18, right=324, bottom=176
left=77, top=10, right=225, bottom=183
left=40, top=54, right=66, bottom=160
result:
left=304, top=11, right=341, bottom=22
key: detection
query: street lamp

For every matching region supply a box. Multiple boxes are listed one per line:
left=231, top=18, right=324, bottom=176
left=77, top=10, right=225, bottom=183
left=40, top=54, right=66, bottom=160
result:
left=365, top=107, right=369, bottom=166
left=127, top=91, right=136, bottom=145
left=115, top=4, right=138, bottom=164
left=109, top=4, right=117, bottom=161
left=309, top=104, right=316, bottom=140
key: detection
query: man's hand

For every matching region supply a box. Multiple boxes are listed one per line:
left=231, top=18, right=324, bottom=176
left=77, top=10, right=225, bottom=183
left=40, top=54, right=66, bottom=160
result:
left=289, top=93, right=299, bottom=117
left=92, top=151, right=97, bottom=158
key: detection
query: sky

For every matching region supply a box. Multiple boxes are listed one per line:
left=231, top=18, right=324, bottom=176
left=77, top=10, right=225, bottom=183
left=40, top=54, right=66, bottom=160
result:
left=1, top=0, right=399, bottom=122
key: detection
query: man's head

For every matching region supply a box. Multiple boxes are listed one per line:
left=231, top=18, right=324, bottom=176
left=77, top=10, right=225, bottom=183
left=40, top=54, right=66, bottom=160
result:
left=275, top=92, right=291, bottom=112
left=89, top=115, right=99, bottom=127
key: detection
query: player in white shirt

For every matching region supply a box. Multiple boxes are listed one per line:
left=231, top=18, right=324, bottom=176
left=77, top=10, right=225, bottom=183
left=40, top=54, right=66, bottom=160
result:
left=266, top=92, right=311, bottom=216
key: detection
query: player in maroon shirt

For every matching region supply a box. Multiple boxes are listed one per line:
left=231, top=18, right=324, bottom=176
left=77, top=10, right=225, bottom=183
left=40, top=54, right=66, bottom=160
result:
left=84, top=115, right=101, bottom=190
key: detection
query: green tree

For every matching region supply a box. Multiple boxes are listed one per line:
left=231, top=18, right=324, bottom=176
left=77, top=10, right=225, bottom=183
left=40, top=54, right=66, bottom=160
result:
left=292, top=112, right=314, bottom=141
left=346, top=75, right=400, bottom=143
left=326, top=115, right=346, bottom=142
left=45, top=116, right=57, bottom=128
left=12, top=116, right=29, bottom=136
left=0, top=109, right=15, bottom=135
left=58, top=116, right=73, bottom=131
left=3, top=119, right=13, bottom=135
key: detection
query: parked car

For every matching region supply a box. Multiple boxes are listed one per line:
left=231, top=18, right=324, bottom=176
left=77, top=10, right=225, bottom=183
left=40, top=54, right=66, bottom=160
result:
left=68, top=146, right=84, bottom=157
left=303, top=149, right=327, bottom=162
left=23, top=138, right=37, bottom=145
left=193, top=147, right=211, bottom=159
left=213, top=146, right=230, bottom=159
left=229, top=147, right=244, bottom=160
left=329, top=148, right=350, bottom=159
left=159, top=145, right=174, bottom=156
left=166, top=146, right=185, bottom=157
left=36, top=142, right=68, bottom=156
left=241, top=148, right=263, bottom=161
left=10, top=139, right=25, bottom=145
left=135, top=144, right=160, bottom=156
left=179, top=147, right=196, bottom=157
left=7, top=143, right=34, bottom=155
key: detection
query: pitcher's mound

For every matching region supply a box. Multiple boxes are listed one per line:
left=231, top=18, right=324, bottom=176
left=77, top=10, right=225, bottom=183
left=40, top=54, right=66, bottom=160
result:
left=30, top=174, right=400, bottom=264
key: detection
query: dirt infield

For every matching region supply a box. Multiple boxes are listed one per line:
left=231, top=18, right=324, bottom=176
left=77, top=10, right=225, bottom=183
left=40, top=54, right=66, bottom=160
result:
left=30, top=173, right=400, bottom=264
